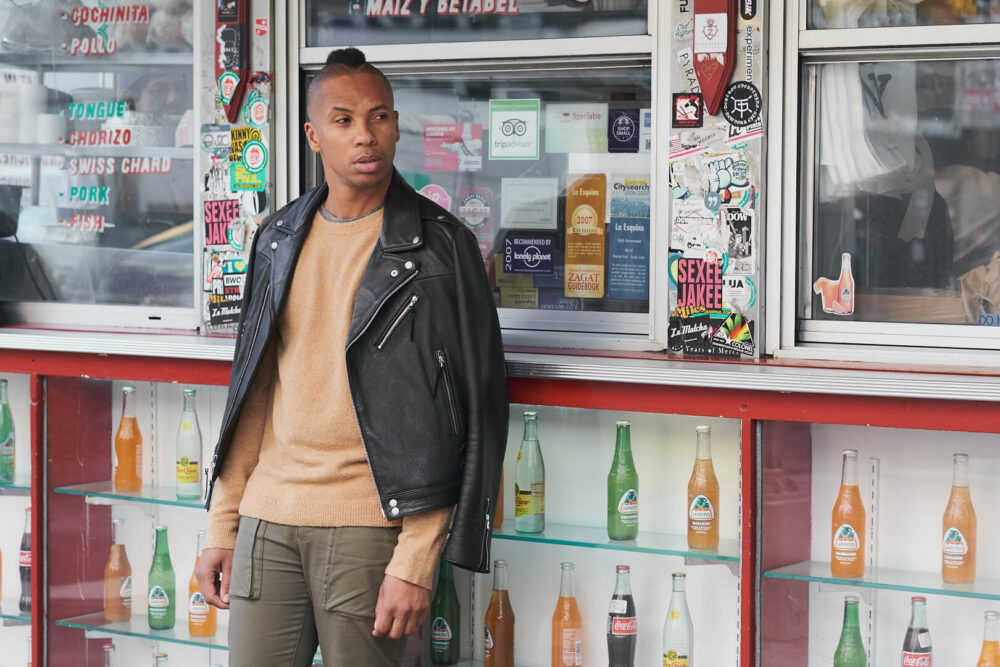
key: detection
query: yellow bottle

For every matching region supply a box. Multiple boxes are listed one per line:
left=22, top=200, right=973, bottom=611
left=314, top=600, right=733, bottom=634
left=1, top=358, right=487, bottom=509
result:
left=687, top=425, right=719, bottom=549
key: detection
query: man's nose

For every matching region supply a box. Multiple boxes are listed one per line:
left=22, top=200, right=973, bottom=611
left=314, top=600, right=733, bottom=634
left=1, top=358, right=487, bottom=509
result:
left=354, top=121, right=376, bottom=145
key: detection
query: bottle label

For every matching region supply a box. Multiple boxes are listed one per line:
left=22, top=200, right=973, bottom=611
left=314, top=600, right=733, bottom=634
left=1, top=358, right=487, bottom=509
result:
left=902, top=652, right=931, bottom=666
left=617, top=489, right=638, bottom=526
left=181, top=420, right=192, bottom=432
left=833, top=523, right=861, bottom=561
left=135, top=444, right=142, bottom=480
left=609, top=598, right=628, bottom=614
left=120, top=576, right=132, bottom=607
left=670, top=608, right=681, bottom=620
left=561, top=628, right=582, bottom=665
left=689, top=495, right=716, bottom=534
left=430, top=617, right=452, bottom=650
left=483, top=625, right=494, bottom=655
left=148, top=585, right=170, bottom=618
left=189, top=591, right=210, bottom=622
left=664, top=649, right=689, bottom=667
left=176, top=457, right=199, bottom=484
left=942, top=527, right=968, bottom=561
left=610, top=616, right=637, bottom=635
left=0, top=432, right=14, bottom=462
left=19, top=549, right=30, bottom=567
left=918, top=632, right=931, bottom=648
left=514, top=482, right=544, bottom=518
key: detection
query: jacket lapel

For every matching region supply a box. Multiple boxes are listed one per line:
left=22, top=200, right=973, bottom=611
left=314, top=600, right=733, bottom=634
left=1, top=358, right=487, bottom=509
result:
left=268, top=184, right=326, bottom=320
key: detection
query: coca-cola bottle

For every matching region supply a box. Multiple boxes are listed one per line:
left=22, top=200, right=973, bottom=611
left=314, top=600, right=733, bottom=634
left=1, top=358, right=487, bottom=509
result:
left=19, top=507, right=31, bottom=612
left=902, top=596, right=932, bottom=666
left=606, top=564, right=636, bottom=667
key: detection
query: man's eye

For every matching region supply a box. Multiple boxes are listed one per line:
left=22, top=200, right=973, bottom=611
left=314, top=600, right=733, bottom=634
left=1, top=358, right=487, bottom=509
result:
left=334, top=117, right=350, bottom=124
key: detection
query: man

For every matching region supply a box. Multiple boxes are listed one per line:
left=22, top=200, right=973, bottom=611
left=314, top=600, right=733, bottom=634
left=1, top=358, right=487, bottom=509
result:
left=196, top=47, right=508, bottom=666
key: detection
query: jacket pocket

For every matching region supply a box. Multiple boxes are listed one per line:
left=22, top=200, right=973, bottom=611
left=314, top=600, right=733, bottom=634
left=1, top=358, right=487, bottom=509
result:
left=435, top=348, right=461, bottom=435
left=376, top=293, right=419, bottom=350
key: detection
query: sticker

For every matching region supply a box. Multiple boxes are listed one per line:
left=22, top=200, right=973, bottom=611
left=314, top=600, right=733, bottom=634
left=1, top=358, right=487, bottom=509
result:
left=217, top=71, right=240, bottom=105
left=723, top=276, right=757, bottom=310
left=813, top=254, right=855, bottom=315
left=979, top=314, right=1000, bottom=326
left=538, top=288, right=580, bottom=311
left=244, top=94, right=269, bottom=129
left=229, top=126, right=262, bottom=162
left=694, top=13, right=727, bottom=54
left=676, top=257, right=724, bottom=309
left=204, top=199, right=242, bottom=247
left=204, top=156, right=230, bottom=198
left=500, top=286, right=539, bottom=309
left=608, top=108, right=640, bottom=153
left=676, top=48, right=702, bottom=94
left=230, top=163, right=264, bottom=191
left=639, top=109, right=653, bottom=153
left=489, top=99, right=540, bottom=160
left=672, top=93, right=704, bottom=129
left=456, top=187, right=493, bottom=234
left=721, top=81, right=762, bottom=128
left=241, top=139, right=268, bottom=173
left=544, top=103, right=608, bottom=154
left=423, top=124, right=483, bottom=172
left=241, top=189, right=269, bottom=218
left=674, top=19, right=693, bottom=41
left=704, top=154, right=750, bottom=203
left=503, top=233, right=555, bottom=275
left=565, top=173, right=607, bottom=298
left=418, top=184, right=452, bottom=212
left=711, top=310, right=754, bottom=356
left=608, top=175, right=650, bottom=301
left=704, top=192, right=721, bottom=211
left=254, top=18, right=269, bottom=36
left=722, top=206, right=753, bottom=261
left=740, top=0, right=757, bottom=19
left=494, top=254, right=533, bottom=288
left=200, top=123, right=231, bottom=156
left=671, top=201, right=721, bottom=258
left=668, top=307, right=732, bottom=354
left=501, top=178, right=558, bottom=229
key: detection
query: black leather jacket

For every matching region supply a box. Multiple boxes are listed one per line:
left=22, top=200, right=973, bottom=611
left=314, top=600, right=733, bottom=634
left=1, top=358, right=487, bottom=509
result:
left=207, top=171, right=508, bottom=573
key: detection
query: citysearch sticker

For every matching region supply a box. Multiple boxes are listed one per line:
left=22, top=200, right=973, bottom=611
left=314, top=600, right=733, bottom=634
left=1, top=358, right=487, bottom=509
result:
left=721, top=81, right=762, bottom=128
left=241, top=139, right=268, bottom=173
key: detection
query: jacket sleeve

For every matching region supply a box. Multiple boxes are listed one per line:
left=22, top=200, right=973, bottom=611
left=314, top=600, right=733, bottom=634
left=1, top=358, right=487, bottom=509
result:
left=441, top=225, right=509, bottom=573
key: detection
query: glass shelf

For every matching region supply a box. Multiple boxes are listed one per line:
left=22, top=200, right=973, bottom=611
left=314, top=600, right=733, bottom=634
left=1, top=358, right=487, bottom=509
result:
left=0, top=600, right=30, bottom=624
left=493, top=520, right=740, bottom=562
left=0, top=144, right=193, bottom=160
left=53, top=481, right=204, bottom=509
left=0, top=51, right=193, bottom=68
left=0, top=475, right=32, bottom=494
left=764, top=560, right=1000, bottom=600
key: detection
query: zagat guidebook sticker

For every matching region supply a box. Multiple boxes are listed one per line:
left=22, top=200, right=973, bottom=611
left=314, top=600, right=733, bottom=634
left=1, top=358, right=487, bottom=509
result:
left=564, top=173, right=607, bottom=299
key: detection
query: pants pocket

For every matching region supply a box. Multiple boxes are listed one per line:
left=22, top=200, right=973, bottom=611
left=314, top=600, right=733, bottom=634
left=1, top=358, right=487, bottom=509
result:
left=321, top=526, right=399, bottom=618
left=230, top=516, right=265, bottom=600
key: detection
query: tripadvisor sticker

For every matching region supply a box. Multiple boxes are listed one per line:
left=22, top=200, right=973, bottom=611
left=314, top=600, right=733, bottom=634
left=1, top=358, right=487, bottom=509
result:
left=241, top=139, right=268, bottom=173
left=218, top=71, right=240, bottom=105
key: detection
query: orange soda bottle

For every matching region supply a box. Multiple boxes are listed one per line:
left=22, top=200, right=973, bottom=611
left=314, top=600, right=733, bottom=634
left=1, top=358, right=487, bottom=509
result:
left=551, top=562, right=582, bottom=667
left=687, top=425, right=720, bottom=549
left=978, top=611, right=1000, bottom=666
left=484, top=559, right=514, bottom=667
left=942, top=452, right=976, bottom=584
left=836, top=253, right=855, bottom=315
left=831, top=449, right=865, bottom=577
left=188, top=530, right=217, bottom=637
left=103, top=519, right=132, bottom=622
left=113, top=386, right=142, bottom=491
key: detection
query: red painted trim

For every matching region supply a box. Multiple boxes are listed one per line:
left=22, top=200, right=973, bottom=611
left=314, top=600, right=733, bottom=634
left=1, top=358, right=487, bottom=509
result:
left=740, top=418, right=756, bottom=667
left=30, top=374, right=43, bottom=667
left=0, top=350, right=231, bottom=386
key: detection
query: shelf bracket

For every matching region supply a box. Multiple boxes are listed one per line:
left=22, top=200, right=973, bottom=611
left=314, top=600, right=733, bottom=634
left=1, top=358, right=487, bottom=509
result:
left=683, top=556, right=740, bottom=578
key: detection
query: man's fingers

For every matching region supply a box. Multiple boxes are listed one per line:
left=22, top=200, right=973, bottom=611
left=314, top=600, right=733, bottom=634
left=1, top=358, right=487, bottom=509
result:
left=220, top=559, right=232, bottom=604
left=388, top=613, right=407, bottom=640
left=403, top=609, right=423, bottom=637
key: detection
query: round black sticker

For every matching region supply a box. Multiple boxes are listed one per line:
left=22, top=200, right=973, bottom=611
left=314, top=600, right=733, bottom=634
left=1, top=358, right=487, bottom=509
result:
left=721, top=81, right=762, bottom=128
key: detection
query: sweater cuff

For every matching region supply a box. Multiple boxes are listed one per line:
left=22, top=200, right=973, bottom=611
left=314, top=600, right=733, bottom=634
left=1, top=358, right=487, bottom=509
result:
left=385, top=506, right=453, bottom=589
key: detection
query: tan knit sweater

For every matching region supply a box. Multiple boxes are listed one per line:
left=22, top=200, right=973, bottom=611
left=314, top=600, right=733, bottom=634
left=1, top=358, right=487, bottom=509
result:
left=206, top=207, right=452, bottom=589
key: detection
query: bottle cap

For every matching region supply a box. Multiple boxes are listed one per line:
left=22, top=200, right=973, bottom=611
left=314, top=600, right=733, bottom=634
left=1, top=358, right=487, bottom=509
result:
left=122, top=386, right=135, bottom=393
left=912, top=596, right=926, bottom=603
left=696, top=425, right=711, bottom=433
left=494, top=559, right=507, bottom=567
left=672, top=572, right=686, bottom=579
left=845, top=595, right=859, bottom=603
left=616, top=420, right=630, bottom=427
left=155, top=524, right=167, bottom=531
left=561, top=561, right=575, bottom=569
left=954, top=453, right=969, bottom=461
left=987, top=611, right=999, bottom=619
left=842, top=449, right=858, bottom=457
left=523, top=410, right=537, bottom=419
left=616, top=564, right=630, bottom=572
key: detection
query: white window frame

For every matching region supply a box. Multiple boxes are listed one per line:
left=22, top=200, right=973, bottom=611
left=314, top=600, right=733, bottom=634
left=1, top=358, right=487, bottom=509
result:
left=765, top=0, right=1000, bottom=363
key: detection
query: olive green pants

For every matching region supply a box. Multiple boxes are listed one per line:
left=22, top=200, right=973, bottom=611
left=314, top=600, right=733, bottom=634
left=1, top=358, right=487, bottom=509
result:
left=228, top=517, right=407, bottom=667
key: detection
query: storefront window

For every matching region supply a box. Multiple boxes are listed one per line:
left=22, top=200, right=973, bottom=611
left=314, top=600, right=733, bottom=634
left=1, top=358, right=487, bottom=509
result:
left=304, top=65, right=652, bottom=321
left=305, top=0, right=648, bottom=46
left=808, top=0, right=1000, bottom=28
left=801, top=58, right=1000, bottom=327
left=0, top=3, right=195, bottom=312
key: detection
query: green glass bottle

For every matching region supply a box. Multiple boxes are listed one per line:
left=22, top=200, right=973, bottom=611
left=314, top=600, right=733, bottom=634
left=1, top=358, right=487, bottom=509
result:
left=833, top=595, right=866, bottom=667
left=147, top=525, right=176, bottom=630
left=429, top=561, right=460, bottom=664
left=0, top=378, right=15, bottom=484
left=607, top=421, right=639, bottom=540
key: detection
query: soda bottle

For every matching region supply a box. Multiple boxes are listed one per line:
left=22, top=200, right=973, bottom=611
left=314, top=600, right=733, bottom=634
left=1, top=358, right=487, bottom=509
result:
left=103, top=519, right=131, bottom=622
left=113, top=386, right=142, bottom=492
left=833, top=595, right=866, bottom=667
left=188, top=530, right=216, bottom=637
left=607, top=565, right=637, bottom=667
left=514, top=411, right=544, bottom=534
left=942, top=452, right=976, bottom=584
left=901, top=596, right=932, bottom=666
left=662, top=572, right=693, bottom=667
left=175, top=389, right=202, bottom=499
left=19, top=507, right=30, bottom=612
left=551, top=562, right=582, bottom=667
left=688, top=426, right=719, bottom=549
left=607, top=421, right=639, bottom=541
left=837, top=253, right=855, bottom=315
left=978, top=610, right=1000, bottom=666
left=147, top=525, right=175, bottom=630
left=484, top=559, right=514, bottom=667
left=429, top=561, right=460, bottom=664
left=154, top=652, right=168, bottom=666
left=0, top=378, right=15, bottom=484
left=831, top=449, right=865, bottom=577
left=102, top=643, right=116, bottom=667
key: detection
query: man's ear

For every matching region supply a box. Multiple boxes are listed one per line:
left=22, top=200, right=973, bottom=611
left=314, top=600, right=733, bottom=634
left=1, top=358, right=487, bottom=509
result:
left=303, top=121, right=321, bottom=153
left=394, top=110, right=400, bottom=142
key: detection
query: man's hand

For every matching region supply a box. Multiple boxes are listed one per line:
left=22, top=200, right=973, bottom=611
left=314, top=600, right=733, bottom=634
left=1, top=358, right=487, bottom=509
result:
left=195, top=547, right=234, bottom=610
left=372, top=574, right=430, bottom=639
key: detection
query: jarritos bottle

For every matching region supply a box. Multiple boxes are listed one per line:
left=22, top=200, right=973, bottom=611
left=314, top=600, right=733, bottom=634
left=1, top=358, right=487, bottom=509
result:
left=113, top=386, right=142, bottom=492
left=103, top=519, right=132, bottom=622
left=902, top=596, right=932, bottom=666
left=188, top=530, right=216, bottom=637
left=833, top=596, right=866, bottom=667
left=662, top=572, right=693, bottom=667
left=0, top=378, right=15, bottom=484
left=430, top=561, right=460, bottom=665
left=978, top=610, right=1000, bottom=667
left=147, top=525, right=175, bottom=630
left=942, top=452, right=976, bottom=584
left=837, top=253, right=855, bottom=315
left=688, top=425, right=719, bottom=549
left=551, top=562, right=583, bottom=667
left=102, top=643, right=117, bottom=667
left=484, top=559, right=514, bottom=667
left=607, top=421, right=639, bottom=541
left=175, top=389, right=202, bottom=499
left=831, top=449, right=865, bottom=577
left=514, top=411, right=545, bottom=534
left=607, top=565, right=637, bottom=667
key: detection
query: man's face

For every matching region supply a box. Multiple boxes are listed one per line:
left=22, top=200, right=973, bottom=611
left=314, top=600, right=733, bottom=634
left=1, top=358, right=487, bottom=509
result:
left=304, top=72, right=400, bottom=193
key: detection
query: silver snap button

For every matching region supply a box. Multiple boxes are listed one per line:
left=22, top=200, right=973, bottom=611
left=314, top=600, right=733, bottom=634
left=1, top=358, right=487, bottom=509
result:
left=390, top=507, right=400, bottom=516
left=276, top=220, right=283, bottom=227
left=404, top=261, right=414, bottom=270
left=270, top=241, right=278, bottom=250
left=390, top=269, right=399, bottom=277
left=412, top=236, right=420, bottom=243
left=389, top=499, right=398, bottom=508
left=436, top=215, right=445, bottom=220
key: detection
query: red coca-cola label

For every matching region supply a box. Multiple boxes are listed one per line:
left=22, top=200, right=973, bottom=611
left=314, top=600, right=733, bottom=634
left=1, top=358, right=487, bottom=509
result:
left=902, top=653, right=931, bottom=666
left=19, top=550, right=30, bottom=567
left=611, top=616, right=637, bottom=635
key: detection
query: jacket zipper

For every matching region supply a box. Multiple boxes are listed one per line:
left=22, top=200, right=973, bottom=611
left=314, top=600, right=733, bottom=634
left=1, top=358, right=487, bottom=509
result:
left=437, top=349, right=460, bottom=435
left=481, top=497, right=492, bottom=569
left=376, top=294, right=419, bottom=350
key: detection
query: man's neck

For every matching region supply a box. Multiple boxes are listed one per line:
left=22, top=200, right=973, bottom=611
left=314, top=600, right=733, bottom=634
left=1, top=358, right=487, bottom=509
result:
left=324, top=177, right=391, bottom=220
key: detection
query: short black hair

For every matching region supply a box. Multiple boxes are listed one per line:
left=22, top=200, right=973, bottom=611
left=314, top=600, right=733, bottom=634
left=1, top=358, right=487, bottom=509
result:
left=306, top=48, right=393, bottom=120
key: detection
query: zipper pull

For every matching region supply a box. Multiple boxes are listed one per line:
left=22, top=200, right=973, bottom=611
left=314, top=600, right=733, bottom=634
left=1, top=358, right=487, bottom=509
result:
left=437, top=350, right=446, bottom=368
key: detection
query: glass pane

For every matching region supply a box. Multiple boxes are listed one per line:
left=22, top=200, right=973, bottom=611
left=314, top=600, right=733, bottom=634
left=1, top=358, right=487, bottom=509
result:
left=0, top=2, right=195, bottom=309
left=304, top=66, right=652, bottom=317
left=807, top=0, right=1000, bottom=28
left=305, top=0, right=647, bottom=46
left=802, top=58, right=1000, bottom=325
